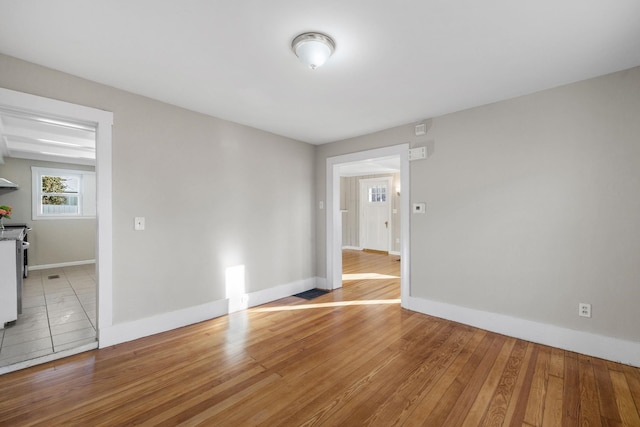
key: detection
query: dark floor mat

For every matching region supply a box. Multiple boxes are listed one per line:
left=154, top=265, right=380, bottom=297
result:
left=293, top=289, right=330, bottom=300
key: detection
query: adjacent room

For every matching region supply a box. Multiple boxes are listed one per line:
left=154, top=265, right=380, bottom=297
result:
left=0, top=1, right=639, bottom=425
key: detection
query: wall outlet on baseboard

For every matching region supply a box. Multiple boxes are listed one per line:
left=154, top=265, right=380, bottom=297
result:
left=579, top=303, right=591, bottom=318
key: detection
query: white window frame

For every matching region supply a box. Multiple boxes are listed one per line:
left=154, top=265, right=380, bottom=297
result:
left=32, top=166, right=96, bottom=220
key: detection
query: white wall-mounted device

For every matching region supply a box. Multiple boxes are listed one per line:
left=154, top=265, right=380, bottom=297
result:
left=412, top=203, right=426, bottom=214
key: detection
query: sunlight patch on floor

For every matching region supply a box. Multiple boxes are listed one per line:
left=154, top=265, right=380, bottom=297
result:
left=342, top=273, right=399, bottom=281
left=251, top=299, right=401, bottom=312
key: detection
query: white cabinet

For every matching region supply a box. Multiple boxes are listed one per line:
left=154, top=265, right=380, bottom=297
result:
left=0, top=240, right=18, bottom=327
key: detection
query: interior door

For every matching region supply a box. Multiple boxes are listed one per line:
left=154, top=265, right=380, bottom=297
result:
left=359, top=178, right=391, bottom=252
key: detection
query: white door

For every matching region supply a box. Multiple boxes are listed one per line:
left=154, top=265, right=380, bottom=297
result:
left=359, top=178, right=391, bottom=252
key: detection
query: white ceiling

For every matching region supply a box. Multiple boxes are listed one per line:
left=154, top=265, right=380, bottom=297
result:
left=339, top=157, right=400, bottom=177
left=0, top=111, right=96, bottom=166
left=0, top=1, right=639, bottom=145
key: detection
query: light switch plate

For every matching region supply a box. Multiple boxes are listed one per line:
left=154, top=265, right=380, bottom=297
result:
left=134, top=217, right=145, bottom=231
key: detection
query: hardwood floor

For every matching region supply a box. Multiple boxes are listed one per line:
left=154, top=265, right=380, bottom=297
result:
left=1, top=250, right=639, bottom=426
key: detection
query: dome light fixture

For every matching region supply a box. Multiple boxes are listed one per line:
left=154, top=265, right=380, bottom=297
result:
left=291, top=32, right=335, bottom=70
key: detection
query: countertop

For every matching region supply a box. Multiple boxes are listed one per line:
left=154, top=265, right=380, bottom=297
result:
left=0, top=229, right=24, bottom=241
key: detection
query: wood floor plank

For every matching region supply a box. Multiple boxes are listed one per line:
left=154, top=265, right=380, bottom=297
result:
left=610, top=370, right=640, bottom=427
left=578, top=355, right=604, bottom=427
left=524, top=345, right=552, bottom=426
left=593, top=357, right=624, bottom=425
left=504, top=344, right=538, bottom=425
left=460, top=337, right=516, bottom=427
left=0, top=250, right=639, bottom=426
left=562, top=352, right=580, bottom=427
left=542, top=374, right=564, bottom=427
left=480, top=339, right=530, bottom=426
left=622, top=363, right=640, bottom=416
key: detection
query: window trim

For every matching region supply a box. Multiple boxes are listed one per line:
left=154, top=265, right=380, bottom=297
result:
left=32, top=166, right=96, bottom=220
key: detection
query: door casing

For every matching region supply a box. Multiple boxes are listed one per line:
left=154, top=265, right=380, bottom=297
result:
left=0, top=88, right=113, bottom=350
left=325, top=144, right=410, bottom=308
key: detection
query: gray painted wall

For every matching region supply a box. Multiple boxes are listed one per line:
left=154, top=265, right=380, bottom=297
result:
left=0, top=54, right=316, bottom=324
left=317, top=67, right=640, bottom=343
left=0, top=157, right=96, bottom=266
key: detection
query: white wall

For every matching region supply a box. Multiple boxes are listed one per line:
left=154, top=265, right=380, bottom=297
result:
left=317, top=67, right=640, bottom=363
left=0, top=54, right=316, bottom=329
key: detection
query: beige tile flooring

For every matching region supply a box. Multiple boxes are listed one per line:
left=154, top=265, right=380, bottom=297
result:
left=0, top=264, right=97, bottom=367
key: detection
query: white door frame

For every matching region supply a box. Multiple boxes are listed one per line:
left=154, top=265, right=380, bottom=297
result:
left=326, top=144, right=410, bottom=308
left=0, top=88, right=113, bottom=346
left=359, top=176, right=393, bottom=252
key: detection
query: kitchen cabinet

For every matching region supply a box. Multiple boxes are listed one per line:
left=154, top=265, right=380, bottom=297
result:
left=0, top=238, right=19, bottom=327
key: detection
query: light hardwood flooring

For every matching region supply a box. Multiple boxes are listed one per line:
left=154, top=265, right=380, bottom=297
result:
left=0, top=250, right=639, bottom=425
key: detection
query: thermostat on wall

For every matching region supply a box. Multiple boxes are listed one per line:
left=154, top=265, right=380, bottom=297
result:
left=413, top=203, right=426, bottom=214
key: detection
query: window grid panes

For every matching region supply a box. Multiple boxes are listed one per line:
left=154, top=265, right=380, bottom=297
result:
left=41, top=174, right=81, bottom=215
left=368, top=185, right=387, bottom=203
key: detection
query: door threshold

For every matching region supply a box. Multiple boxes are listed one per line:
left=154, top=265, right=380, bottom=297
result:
left=362, top=249, right=389, bottom=255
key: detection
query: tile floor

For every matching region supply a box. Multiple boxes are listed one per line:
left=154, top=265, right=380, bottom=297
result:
left=0, top=264, right=97, bottom=367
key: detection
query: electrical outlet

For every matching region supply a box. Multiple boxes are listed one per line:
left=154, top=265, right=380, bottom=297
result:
left=578, top=303, right=591, bottom=318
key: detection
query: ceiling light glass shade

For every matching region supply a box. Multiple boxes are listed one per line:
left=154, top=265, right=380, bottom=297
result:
left=292, top=32, right=335, bottom=70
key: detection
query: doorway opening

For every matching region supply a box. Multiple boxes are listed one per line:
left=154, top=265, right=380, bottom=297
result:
left=325, top=144, right=410, bottom=308
left=0, top=88, right=112, bottom=374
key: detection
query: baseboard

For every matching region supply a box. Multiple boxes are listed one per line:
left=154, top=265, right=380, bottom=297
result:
left=407, top=296, right=640, bottom=367
left=99, top=277, right=319, bottom=348
left=389, top=251, right=401, bottom=256
left=99, top=299, right=229, bottom=348
left=240, top=277, right=317, bottom=312
left=30, top=259, right=95, bottom=270
left=342, top=246, right=362, bottom=251
left=315, top=276, right=328, bottom=290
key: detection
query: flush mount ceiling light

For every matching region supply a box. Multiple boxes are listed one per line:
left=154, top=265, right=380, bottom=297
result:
left=291, top=32, right=335, bottom=70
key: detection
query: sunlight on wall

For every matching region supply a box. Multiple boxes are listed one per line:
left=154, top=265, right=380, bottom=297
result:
left=225, top=265, right=247, bottom=313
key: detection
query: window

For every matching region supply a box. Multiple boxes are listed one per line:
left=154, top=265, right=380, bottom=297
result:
left=368, top=185, right=387, bottom=203
left=32, top=167, right=96, bottom=219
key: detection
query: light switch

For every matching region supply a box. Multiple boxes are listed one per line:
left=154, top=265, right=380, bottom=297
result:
left=134, top=217, right=145, bottom=231
left=412, top=203, right=426, bottom=214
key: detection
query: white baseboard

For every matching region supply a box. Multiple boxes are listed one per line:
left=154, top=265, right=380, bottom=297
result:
left=99, top=277, right=319, bottom=348
left=30, top=259, right=95, bottom=270
left=99, top=299, right=229, bottom=348
left=315, top=276, right=328, bottom=290
left=342, top=247, right=400, bottom=256
left=407, top=296, right=640, bottom=368
left=242, top=277, right=317, bottom=311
